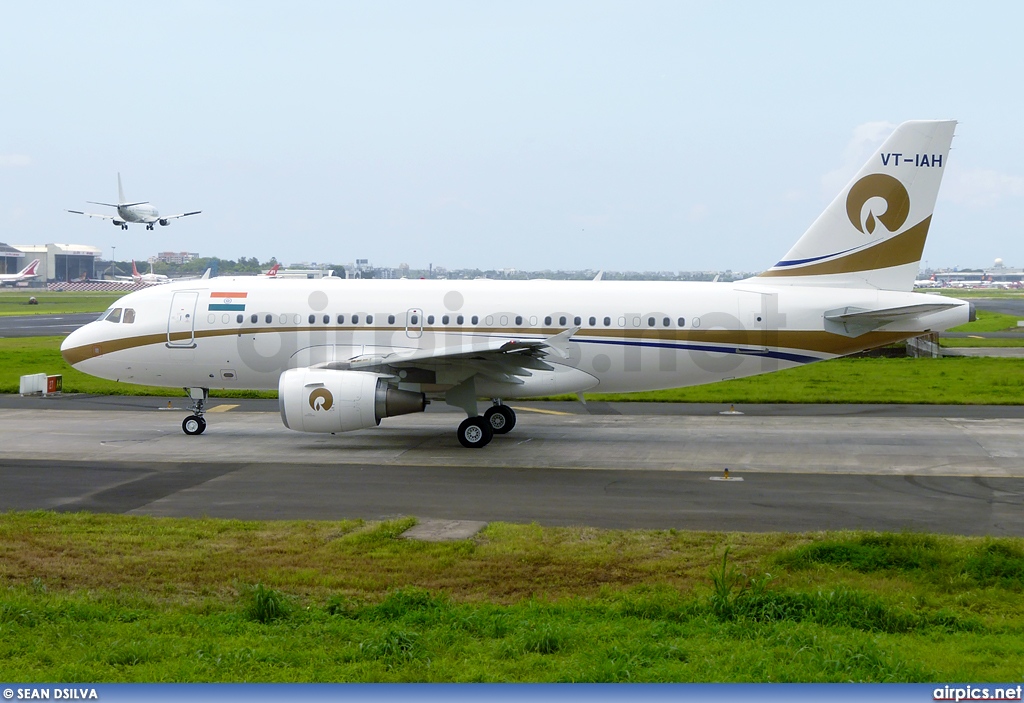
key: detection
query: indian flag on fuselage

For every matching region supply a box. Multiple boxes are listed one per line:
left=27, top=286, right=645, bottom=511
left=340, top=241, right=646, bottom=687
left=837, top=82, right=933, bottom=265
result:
left=209, top=291, right=247, bottom=311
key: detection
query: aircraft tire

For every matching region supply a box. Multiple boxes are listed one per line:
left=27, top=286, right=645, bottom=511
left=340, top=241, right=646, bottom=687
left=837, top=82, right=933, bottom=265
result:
left=182, top=415, right=207, bottom=435
left=457, top=417, right=493, bottom=448
left=485, top=405, right=516, bottom=434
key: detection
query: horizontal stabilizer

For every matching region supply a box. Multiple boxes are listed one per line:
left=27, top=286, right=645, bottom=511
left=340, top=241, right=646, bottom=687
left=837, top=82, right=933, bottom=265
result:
left=824, top=302, right=960, bottom=337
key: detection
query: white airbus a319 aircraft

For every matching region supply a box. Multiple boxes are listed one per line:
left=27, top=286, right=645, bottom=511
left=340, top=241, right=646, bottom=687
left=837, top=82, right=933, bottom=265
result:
left=67, top=173, right=200, bottom=231
left=62, top=120, right=972, bottom=447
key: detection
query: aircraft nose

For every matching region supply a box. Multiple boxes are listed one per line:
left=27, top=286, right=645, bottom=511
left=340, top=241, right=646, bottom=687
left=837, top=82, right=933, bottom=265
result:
left=60, top=325, right=90, bottom=367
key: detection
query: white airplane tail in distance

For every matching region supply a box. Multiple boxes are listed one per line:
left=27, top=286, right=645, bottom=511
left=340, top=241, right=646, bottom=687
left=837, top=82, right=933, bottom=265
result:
left=0, top=258, right=41, bottom=286
left=61, top=120, right=973, bottom=447
left=67, top=173, right=201, bottom=231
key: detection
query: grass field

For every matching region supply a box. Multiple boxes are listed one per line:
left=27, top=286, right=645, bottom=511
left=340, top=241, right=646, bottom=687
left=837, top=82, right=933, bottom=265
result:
left=0, top=291, right=122, bottom=316
left=0, top=512, right=1022, bottom=682
left=3, top=336, right=1023, bottom=403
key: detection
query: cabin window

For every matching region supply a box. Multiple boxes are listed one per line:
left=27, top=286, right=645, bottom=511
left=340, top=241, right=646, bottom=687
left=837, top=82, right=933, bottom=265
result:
left=207, top=314, right=216, bottom=324
left=323, top=315, right=329, bottom=324
left=663, top=317, right=670, bottom=327
left=105, top=308, right=122, bottom=323
left=293, top=314, right=301, bottom=325
left=486, top=315, right=494, bottom=325
left=678, top=317, right=685, bottom=327
left=544, top=316, right=552, bottom=326
left=559, top=316, right=567, bottom=326
left=632, top=316, right=641, bottom=327
left=604, top=317, right=611, bottom=326
left=499, top=315, right=507, bottom=325
left=574, top=316, right=581, bottom=326
left=427, top=315, right=434, bottom=324
left=588, top=316, right=596, bottom=326
left=222, top=314, right=230, bottom=324
left=352, top=314, right=359, bottom=324
left=471, top=315, right=479, bottom=325
left=647, top=317, right=656, bottom=327
left=237, top=314, right=244, bottom=324
left=123, top=308, right=136, bottom=324
left=366, top=315, right=373, bottom=324
left=388, top=315, right=396, bottom=324
left=442, top=314, right=450, bottom=324
left=280, top=314, right=288, bottom=325
left=515, top=315, right=523, bottom=325
left=308, top=314, right=316, bottom=324
left=265, top=314, right=273, bottom=324
left=337, top=314, right=345, bottom=324
left=456, top=315, right=464, bottom=324
left=251, top=314, right=258, bottom=324
left=411, top=314, right=419, bottom=325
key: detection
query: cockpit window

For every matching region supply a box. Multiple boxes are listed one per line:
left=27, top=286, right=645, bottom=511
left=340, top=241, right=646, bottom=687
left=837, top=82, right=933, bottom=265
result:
left=105, top=308, right=123, bottom=323
left=123, top=308, right=136, bottom=324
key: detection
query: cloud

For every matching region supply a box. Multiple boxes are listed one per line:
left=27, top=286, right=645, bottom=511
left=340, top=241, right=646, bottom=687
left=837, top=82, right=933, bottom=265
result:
left=687, top=204, right=708, bottom=222
left=819, top=121, right=896, bottom=197
left=943, top=168, right=1024, bottom=208
left=0, top=154, right=31, bottom=167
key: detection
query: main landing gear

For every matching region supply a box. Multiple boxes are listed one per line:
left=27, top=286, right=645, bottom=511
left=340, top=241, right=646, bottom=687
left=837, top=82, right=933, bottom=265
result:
left=456, top=401, right=517, bottom=448
left=182, top=387, right=208, bottom=435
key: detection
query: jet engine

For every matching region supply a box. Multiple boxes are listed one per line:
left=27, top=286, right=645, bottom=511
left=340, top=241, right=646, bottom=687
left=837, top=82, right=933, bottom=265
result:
left=278, top=368, right=426, bottom=433
left=112, top=219, right=124, bottom=227
left=159, top=219, right=170, bottom=226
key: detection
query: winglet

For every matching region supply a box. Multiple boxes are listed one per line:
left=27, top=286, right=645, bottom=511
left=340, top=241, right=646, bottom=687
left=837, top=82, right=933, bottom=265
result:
left=541, top=326, right=580, bottom=359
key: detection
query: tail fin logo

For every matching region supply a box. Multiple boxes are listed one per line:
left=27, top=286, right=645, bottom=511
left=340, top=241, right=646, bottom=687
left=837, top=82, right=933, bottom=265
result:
left=309, top=388, right=333, bottom=412
left=845, top=174, right=910, bottom=235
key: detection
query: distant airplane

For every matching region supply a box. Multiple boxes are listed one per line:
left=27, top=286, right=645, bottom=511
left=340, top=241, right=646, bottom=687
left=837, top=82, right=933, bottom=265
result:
left=67, top=174, right=200, bottom=230
left=265, top=264, right=280, bottom=277
left=0, top=259, right=41, bottom=286
left=131, top=260, right=170, bottom=284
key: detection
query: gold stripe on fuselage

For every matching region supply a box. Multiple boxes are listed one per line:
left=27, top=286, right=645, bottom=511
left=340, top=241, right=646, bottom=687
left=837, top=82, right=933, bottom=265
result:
left=61, top=325, right=921, bottom=366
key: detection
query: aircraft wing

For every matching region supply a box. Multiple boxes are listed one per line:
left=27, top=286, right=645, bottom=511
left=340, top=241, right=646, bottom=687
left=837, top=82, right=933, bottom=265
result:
left=319, top=327, right=581, bottom=385
left=66, top=209, right=116, bottom=221
left=160, top=211, right=202, bottom=220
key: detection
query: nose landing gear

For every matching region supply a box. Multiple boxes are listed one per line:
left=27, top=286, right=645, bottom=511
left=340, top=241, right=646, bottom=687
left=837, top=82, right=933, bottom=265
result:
left=182, top=387, right=209, bottom=435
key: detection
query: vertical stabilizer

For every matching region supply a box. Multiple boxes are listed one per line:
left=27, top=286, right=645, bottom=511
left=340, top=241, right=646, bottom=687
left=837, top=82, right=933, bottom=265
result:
left=748, top=120, right=956, bottom=291
left=117, top=173, right=126, bottom=205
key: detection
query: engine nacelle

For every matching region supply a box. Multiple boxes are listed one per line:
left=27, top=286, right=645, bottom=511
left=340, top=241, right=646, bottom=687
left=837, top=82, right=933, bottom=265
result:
left=278, top=368, right=426, bottom=433
left=112, top=219, right=124, bottom=227
left=158, top=218, right=170, bottom=226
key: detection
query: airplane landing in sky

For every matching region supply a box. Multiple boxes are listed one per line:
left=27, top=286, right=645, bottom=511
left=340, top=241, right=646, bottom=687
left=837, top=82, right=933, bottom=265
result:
left=67, top=173, right=200, bottom=230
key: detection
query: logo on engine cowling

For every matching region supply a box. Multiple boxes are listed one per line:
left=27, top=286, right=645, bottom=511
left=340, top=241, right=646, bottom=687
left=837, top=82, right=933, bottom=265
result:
left=309, top=388, right=333, bottom=411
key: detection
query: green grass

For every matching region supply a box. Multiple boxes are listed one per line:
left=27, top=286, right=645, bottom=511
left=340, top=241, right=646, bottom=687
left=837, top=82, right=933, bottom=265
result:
left=579, top=357, right=1024, bottom=404
left=0, top=337, right=273, bottom=398
left=933, top=289, right=1024, bottom=299
left=0, top=512, right=1022, bottom=682
left=0, top=291, right=122, bottom=316
left=941, top=337, right=1024, bottom=348
left=3, top=337, right=1023, bottom=403
left=948, top=310, right=1022, bottom=333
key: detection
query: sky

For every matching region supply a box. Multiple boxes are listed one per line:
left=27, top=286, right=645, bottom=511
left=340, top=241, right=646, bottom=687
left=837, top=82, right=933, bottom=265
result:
left=2, top=1, right=1022, bottom=272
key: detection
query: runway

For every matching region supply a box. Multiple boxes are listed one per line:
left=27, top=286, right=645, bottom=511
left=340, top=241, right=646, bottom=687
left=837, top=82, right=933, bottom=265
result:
left=2, top=398, right=1023, bottom=535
